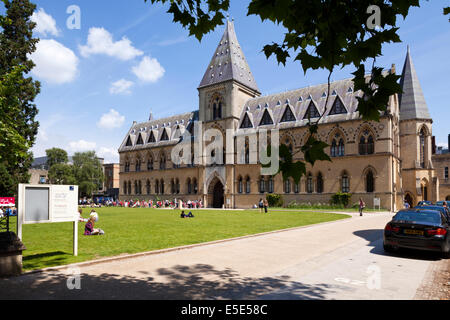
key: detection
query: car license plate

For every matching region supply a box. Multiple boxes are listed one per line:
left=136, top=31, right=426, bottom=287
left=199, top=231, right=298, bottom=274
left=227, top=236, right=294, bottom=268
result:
left=404, top=229, right=424, bottom=236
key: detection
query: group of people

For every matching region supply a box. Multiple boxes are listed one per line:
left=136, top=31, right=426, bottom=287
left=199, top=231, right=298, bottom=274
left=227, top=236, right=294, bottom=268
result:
left=0, top=206, right=17, bottom=218
left=78, top=198, right=204, bottom=210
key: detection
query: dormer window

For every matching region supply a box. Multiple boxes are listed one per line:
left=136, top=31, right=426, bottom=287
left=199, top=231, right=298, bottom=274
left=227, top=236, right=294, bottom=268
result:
left=240, top=113, right=253, bottom=129
left=329, top=97, right=347, bottom=115
left=259, top=109, right=274, bottom=126
left=125, top=136, right=133, bottom=147
left=136, top=134, right=144, bottom=145
left=303, top=101, right=320, bottom=119
left=148, top=131, right=156, bottom=143
left=280, top=106, right=296, bottom=123
left=160, top=129, right=169, bottom=141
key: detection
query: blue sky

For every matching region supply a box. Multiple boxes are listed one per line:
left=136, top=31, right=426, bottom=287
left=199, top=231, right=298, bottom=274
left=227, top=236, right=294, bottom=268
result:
left=5, top=0, right=449, bottom=163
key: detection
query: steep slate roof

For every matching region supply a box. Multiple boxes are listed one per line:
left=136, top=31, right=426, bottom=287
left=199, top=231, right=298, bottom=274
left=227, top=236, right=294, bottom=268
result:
left=198, top=20, right=260, bottom=93
left=118, top=111, right=198, bottom=152
left=237, top=78, right=365, bottom=131
left=399, top=47, right=431, bottom=121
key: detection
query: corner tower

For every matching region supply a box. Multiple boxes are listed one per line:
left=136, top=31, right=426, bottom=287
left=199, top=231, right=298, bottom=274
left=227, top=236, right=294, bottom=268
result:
left=399, top=47, right=438, bottom=205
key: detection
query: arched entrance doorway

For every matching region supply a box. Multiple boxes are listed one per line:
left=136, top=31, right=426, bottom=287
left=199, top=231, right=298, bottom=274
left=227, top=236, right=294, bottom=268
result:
left=446, top=195, right=450, bottom=201
left=208, top=177, right=224, bottom=208
left=212, top=181, right=224, bottom=208
left=405, top=193, right=413, bottom=208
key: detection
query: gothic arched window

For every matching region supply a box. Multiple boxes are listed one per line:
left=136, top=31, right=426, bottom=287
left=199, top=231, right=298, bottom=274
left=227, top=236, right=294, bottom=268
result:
left=212, top=97, right=223, bottom=120
left=341, top=172, right=350, bottom=193
left=317, top=173, right=324, bottom=194
left=420, top=128, right=426, bottom=168
left=359, top=129, right=375, bottom=155
left=366, top=170, right=374, bottom=193
left=146, top=180, right=151, bottom=195
left=306, top=174, right=313, bottom=193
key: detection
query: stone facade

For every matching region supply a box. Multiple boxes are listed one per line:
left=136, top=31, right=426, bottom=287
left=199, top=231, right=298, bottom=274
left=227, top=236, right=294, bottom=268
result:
left=432, top=153, right=450, bottom=201
left=118, top=21, right=442, bottom=211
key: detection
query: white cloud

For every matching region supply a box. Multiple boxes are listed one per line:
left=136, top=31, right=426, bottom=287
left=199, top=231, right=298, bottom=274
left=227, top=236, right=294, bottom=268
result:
left=97, top=147, right=119, bottom=164
left=79, top=27, right=143, bottom=61
left=30, top=39, right=79, bottom=84
left=31, top=8, right=60, bottom=37
left=110, top=79, right=134, bottom=95
left=97, top=109, right=125, bottom=130
left=69, top=140, right=97, bottom=153
left=157, top=36, right=189, bottom=47
left=132, top=56, right=165, bottom=83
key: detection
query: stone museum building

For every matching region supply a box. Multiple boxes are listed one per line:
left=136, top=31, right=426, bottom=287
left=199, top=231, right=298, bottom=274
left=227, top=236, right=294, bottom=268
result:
left=118, top=21, right=446, bottom=211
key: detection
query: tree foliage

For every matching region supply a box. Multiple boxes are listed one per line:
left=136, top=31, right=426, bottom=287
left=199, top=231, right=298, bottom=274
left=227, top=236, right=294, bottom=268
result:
left=0, top=0, right=40, bottom=196
left=72, top=151, right=104, bottom=197
left=48, top=163, right=76, bottom=185
left=145, top=0, right=447, bottom=183
left=46, top=148, right=69, bottom=168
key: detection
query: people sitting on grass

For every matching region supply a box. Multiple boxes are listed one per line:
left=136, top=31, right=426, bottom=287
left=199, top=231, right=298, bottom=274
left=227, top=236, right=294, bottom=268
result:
left=180, top=211, right=195, bottom=218
left=84, top=210, right=105, bottom=236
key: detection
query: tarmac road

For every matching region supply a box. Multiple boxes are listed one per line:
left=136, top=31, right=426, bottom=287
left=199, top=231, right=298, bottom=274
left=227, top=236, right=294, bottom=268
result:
left=0, top=211, right=443, bottom=300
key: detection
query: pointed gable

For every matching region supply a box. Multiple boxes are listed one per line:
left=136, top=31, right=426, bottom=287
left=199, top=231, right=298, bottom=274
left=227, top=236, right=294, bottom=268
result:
left=198, top=20, right=259, bottom=93
left=136, top=133, right=144, bottom=145
left=259, top=109, right=274, bottom=126
left=399, top=47, right=431, bottom=121
left=303, top=101, right=321, bottom=119
left=329, top=97, right=348, bottom=115
left=160, top=129, right=169, bottom=141
left=240, top=112, right=253, bottom=128
left=280, top=105, right=296, bottom=123
left=148, top=131, right=156, bottom=143
left=125, top=136, right=133, bottom=147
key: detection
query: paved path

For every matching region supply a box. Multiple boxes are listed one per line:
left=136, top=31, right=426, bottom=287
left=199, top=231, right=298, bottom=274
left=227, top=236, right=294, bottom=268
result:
left=0, top=212, right=442, bottom=300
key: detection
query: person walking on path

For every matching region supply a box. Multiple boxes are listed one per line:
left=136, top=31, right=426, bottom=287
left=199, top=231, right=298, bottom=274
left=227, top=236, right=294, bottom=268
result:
left=259, top=199, right=264, bottom=213
left=264, top=199, right=269, bottom=214
left=359, top=198, right=365, bottom=217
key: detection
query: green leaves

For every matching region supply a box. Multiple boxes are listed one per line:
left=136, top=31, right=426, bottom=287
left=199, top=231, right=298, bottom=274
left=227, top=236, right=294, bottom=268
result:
left=353, top=64, right=402, bottom=121
left=146, top=0, right=229, bottom=41
left=301, top=125, right=331, bottom=167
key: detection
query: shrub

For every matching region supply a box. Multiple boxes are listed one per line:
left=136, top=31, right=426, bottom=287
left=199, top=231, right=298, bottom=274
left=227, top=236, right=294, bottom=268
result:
left=267, top=194, right=283, bottom=207
left=331, top=193, right=352, bottom=207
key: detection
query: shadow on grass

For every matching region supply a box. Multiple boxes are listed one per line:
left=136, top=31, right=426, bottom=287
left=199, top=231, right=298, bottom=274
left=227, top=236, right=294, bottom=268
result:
left=353, top=229, right=441, bottom=261
left=0, top=264, right=334, bottom=300
left=23, top=251, right=72, bottom=271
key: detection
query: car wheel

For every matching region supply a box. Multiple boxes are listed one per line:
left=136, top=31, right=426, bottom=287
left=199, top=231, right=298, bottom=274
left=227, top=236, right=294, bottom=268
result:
left=383, top=244, right=394, bottom=253
left=442, top=245, right=450, bottom=259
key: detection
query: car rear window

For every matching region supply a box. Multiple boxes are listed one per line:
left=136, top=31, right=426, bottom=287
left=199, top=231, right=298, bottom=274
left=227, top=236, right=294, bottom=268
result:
left=416, top=206, right=445, bottom=214
left=394, top=211, right=442, bottom=224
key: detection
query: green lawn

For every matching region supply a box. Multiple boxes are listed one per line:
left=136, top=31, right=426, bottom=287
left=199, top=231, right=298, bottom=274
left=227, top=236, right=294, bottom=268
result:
left=8, top=208, right=349, bottom=271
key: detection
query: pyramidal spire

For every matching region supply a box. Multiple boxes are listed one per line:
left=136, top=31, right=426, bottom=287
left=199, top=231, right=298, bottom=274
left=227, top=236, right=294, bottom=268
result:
left=199, top=20, right=260, bottom=93
left=399, top=47, right=431, bottom=121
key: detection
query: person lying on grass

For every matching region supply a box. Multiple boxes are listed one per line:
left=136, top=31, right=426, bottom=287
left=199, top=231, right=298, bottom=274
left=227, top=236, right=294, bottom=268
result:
left=180, top=211, right=195, bottom=219
left=84, top=211, right=105, bottom=236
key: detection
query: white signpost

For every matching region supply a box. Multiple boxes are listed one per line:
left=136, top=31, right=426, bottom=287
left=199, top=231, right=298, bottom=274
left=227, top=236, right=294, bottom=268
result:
left=17, top=184, right=79, bottom=256
left=374, top=197, right=381, bottom=210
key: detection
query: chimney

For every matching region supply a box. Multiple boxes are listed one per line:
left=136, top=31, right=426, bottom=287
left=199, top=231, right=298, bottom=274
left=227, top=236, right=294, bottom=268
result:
left=448, top=134, right=450, bottom=151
